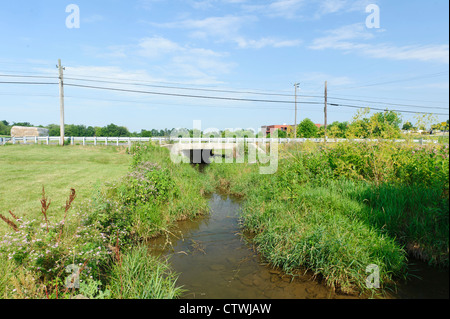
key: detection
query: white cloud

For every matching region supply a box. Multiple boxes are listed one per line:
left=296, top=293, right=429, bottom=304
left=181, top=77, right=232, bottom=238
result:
left=77, top=35, right=235, bottom=85
left=151, top=15, right=301, bottom=49
left=309, top=23, right=374, bottom=49
left=136, top=36, right=235, bottom=80
left=361, top=44, right=450, bottom=64
left=137, top=37, right=182, bottom=58
left=138, top=0, right=164, bottom=10
left=243, top=0, right=306, bottom=19
left=151, top=15, right=252, bottom=41
left=317, top=0, right=348, bottom=15
left=300, top=71, right=354, bottom=89
left=310, top=23, right=449, bottom=64
left=242, top=0, right=373, bottom=20
left=236, top=37, right=302, bottom=49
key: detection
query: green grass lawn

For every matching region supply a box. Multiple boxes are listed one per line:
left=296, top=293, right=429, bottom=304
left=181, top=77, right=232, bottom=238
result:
left=0, top=144, right=131, bottom=234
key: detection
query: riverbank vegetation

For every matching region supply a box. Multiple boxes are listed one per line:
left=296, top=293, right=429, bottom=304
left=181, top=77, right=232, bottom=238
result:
left=0, top=140, right=448, bottom=298
left=205, top=141, right=449, bottom=296
left=0, top=144, right=211, bottom=299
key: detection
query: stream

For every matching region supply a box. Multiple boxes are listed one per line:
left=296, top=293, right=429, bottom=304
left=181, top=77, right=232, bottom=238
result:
left=148, top=193, right=449, bottom=299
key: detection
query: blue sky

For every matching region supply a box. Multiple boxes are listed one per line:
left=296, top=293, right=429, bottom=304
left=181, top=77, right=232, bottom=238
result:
left=0, top=0, right=448, bottom=133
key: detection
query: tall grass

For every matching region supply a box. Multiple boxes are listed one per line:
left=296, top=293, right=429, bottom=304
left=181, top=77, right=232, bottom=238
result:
left=109, top=245, right=184, bottom=299
left=239, top=182, right=407, bottom=295
left=0, top=144, right=130, bottom=234
left=0, top=142, right=210, bottom=299
left=206, top=141, right=448, bottom=295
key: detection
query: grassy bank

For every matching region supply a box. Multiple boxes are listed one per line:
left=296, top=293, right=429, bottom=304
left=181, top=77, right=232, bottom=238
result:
left=205, top=141, right=449, bottom=296
left=1, top=141, right=448, bottom=298
left=0, top=144, right=130, bottom=234
left=0, top=143, right=212, bottom=299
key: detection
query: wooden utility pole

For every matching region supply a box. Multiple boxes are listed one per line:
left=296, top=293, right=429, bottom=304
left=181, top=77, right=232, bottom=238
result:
left=294, top=83, right=300, bottom=138
left=324, top=81, right=328, bottom=139
left=57, top=59, right=65, bottom=146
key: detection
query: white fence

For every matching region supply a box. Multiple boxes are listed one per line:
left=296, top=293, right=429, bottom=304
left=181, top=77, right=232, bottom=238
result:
left=0, top=136, right=443, bottom=146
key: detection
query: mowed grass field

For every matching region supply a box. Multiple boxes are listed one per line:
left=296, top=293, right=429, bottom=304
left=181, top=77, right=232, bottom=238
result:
left=0, top=144, right=131, bottom=234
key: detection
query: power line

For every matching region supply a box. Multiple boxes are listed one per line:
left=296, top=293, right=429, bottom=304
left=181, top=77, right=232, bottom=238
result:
left=64, top=82, right=324, bottom=105
left=2, top=72, right=448, bottom=111
left=0, top=74, right=56, bottom=80
left=63, top=71, right=295, bottom=95
left=0, top=74, right=448, bottom=116
left=328, top=92, right=448, bottom=105
left=64, top=76, right=297, bottom=98
left=327, top=96, right=449, bottom=110
left=63, top=81, right=449, bottom=115
left=327, top=103, right=449, bottom=116
left=0, top=81, right=58, bottom=85
left=0, top=91, right=314, bottom=111
left=333, top=71, right=448, bottom=91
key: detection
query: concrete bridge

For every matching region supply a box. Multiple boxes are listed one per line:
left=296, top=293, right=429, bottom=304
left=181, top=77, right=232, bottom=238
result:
left=162, top=141, right=267, bottom=164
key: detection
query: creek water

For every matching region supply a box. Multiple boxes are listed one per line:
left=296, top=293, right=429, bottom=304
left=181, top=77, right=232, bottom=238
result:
left=148, top=193, right=449, bottom=299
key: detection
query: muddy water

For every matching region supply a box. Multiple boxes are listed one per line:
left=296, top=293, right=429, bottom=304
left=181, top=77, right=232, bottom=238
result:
left=391, top=260, right=449, bottom=299
left=148, top=193, right=449, bottom=299
left=148, top=194, right=353, bottom=299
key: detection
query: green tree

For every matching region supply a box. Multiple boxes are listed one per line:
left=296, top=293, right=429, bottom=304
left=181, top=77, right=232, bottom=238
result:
left=267, top=129, right=287, bottom=138
left=46, top=124, right=61, bottom=136
left=99, top=124, right=130, bottom=137
left=414, top=113, right=437, bottom=131
left=275, top=129, right=287, bottom=138
left=347, top=108, right=371, bottom=138
left=320, top=121, right=349, bottom=138
left=140, top=130, right=153, bottom=137
left=297, top=118, right=319, bottom=138
left=0, top=121, right=10, bottom=135
left=13, top=122, right=33, bottom=127
left=347, top=108, right=402, bottom=139
left=86, top=126, right=96, bottom=137
left=402, top=121, right=414, bottom=131
left=368, top=110, right=402, bottom=138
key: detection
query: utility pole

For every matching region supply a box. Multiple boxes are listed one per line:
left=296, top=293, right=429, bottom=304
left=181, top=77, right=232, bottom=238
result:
left=324, top=81, right=328, bottom=140
left=57, top=59, right=65, bottom=146
left=294, top=83, right=300, bottom=138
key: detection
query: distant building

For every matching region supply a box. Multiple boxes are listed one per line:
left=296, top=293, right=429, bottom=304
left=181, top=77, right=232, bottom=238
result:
left=261, top=125, right=290, bottom=136
left=11, top=126, right=49, bottom=138
left=262, top=123, right=323, bottom=136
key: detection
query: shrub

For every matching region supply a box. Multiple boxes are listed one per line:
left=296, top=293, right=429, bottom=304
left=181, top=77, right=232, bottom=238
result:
left=0, top=189, right=113, bottom=298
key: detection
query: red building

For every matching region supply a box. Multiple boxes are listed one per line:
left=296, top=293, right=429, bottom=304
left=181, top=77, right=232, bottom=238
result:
left=262, top=124, right=323, bottom=136
left=261, top=125, right=290, bottom=136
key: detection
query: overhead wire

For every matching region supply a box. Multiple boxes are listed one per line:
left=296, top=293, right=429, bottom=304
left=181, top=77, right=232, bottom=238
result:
left=0, top=72, right=448, bottom=116
left=327, top=103, right=449, bottom=116
left=332, top=71, right=449, bottom=91
left=2, top=72, right=448, bottom=107
left=63, top=82, right=324, bottom=105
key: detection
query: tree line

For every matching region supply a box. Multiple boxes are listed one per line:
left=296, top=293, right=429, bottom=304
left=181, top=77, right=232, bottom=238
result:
left=271, top=110, right=449, bottom=139
left=1, top=110, right=448, bottom=139
left=0, top=121, right=173, bottom=138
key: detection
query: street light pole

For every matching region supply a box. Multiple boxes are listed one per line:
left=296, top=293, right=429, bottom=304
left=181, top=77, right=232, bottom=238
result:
left=294, top=83, right=300, bottom=138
